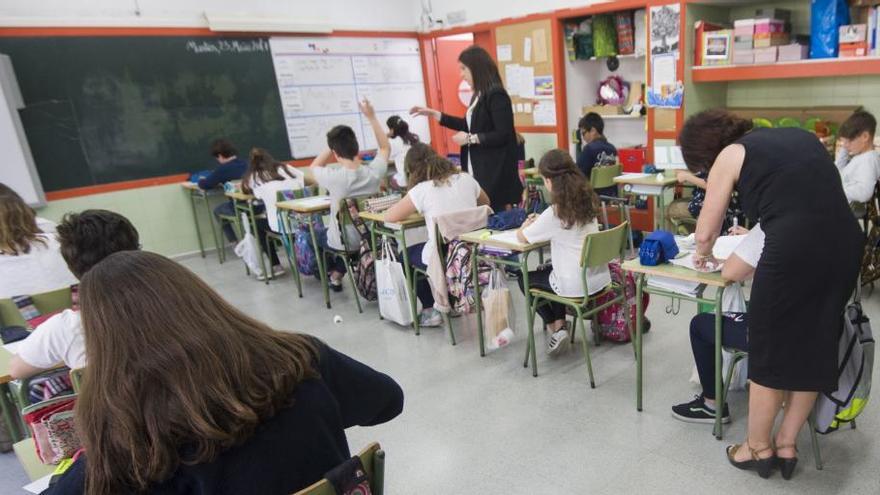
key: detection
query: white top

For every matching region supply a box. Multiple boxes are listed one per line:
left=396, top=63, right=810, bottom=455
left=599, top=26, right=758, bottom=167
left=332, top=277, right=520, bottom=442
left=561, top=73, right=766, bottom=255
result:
left=465, top=95, right=480, bottom=169
left=15, top=309, right=85, bottom=370
left=312, top=156, right=388, bottom=250
left=408, top=173, right=482, bottom=265
left=0, top=235, right=77, bottom=299
left=389, top=138, right=411, bottom=187
left=521, top=208, right=612, bottom=297
left=731, top=223, right=765, bottom=268
left=36, top=217, right=56, bottom=234
left=836, top=148, right=880, bottom=204
left=247, top=166, right=306, bottom=233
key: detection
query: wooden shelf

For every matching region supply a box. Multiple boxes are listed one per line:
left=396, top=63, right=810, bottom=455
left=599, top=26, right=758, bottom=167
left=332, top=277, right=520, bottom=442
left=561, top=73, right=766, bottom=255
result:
left=692, top=57, right=880, bottom=83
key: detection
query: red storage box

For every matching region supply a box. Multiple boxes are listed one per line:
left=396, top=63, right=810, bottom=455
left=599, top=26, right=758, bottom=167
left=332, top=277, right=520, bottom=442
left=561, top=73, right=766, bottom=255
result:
left=618, top=147, right=646, bottom=173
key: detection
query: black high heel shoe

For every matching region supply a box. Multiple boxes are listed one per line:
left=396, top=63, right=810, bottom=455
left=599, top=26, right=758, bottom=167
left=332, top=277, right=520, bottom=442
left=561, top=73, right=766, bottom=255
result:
left=726, top=443, right=776, bottom=479
left=776, top=444, right=799, bottom=480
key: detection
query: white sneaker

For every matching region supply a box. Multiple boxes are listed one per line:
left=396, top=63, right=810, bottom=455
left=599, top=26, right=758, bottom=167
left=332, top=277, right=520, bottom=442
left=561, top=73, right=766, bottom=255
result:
left=547, top=329, right=570, bottom=356
left=258, top=265, right=286, bottom=281
left=419, top=309, right=443, bottom=327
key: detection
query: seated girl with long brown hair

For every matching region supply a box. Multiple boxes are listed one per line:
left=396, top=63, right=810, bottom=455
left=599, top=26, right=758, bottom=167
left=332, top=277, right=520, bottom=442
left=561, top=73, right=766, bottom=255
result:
left=515, top=149, right=611, bottom=356
left=47, top=251, right=403, bottom=495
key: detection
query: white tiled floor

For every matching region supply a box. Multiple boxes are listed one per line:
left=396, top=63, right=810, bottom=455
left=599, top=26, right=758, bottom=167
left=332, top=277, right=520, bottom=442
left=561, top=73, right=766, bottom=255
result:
left=3, top=252, right=879, bottom=494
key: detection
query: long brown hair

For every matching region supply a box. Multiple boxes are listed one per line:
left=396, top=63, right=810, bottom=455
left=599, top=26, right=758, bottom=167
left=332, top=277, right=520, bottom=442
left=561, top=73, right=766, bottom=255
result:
left=458, top=45, right=503, bottom=100
left=404, top=142, right=459, bottom=187
left=0, top=183, right=46, bottom=255
left=241, top=148, right=298, bottom=194
left=77, top=251, right=318, bottom=494
left=538, top=149, right=599, bottom=229
left=679, top=109, right=753, bottom=173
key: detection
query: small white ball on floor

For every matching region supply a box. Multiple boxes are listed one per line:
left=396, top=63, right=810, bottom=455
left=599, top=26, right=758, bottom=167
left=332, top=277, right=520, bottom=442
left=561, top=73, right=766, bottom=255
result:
left=333, top=315, right=343, bottom=325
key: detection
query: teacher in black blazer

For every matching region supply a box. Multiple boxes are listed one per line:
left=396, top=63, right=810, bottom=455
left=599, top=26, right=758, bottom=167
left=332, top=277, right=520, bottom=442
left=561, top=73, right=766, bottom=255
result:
left=411, top=45, right=523, bottom=211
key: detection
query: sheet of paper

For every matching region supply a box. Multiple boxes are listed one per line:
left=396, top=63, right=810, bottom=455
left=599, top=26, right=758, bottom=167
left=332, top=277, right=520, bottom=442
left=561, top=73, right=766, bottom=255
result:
left=670, top=254, right=723, bottom=273
left=23, top=474, right=52, bottom=494
left=532, top=29, right=548, bottom=62
left=669, top=146, right=685, bottom=165
left=523, top=37, right=533, bottom=62
left=654, top=145, right=670, bottom=165
left=652, top=52, right=677, bottom=92
left=711, top=235, right=747, bottom=260
left=647, top=275, right=701, bottom=295
left=496, top=44, right=512, bottom=62
left=295, top=196, right=331, bottom=207
left=523, top=102, right=533, bottom=113
left=532, top=101, right=556, bottom=125
left=490, top=231, right=522, bottom=245
left=621, top=172, right=651, bottom=178
left=504, top=64, right=535, bottom=98
left=515, top=103, right=524, bottom=113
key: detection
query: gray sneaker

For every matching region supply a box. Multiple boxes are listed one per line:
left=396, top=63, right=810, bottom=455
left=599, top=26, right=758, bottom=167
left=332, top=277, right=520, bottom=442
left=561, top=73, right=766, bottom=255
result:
left=419, top=309, right=443, bottom=327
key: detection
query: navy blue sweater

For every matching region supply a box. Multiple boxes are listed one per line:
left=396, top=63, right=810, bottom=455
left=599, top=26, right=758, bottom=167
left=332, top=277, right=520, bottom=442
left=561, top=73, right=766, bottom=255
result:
left=45, top=342, right=404, bottom=495
left=198, top=157, right=247, bottom=190
left=577, top=138, right=618, bottom=197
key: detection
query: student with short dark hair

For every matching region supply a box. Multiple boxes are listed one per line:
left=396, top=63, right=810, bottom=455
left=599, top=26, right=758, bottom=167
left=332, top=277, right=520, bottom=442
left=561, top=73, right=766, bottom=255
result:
left=576, top=112, right=618, bottom=196
left=310, top=99, right=389, bottom=292
left=200, top=138, right=249, bottom=243
left=836, top=109, right=880, bottom=207
left=45, top=251, right=403, bottom=495
left=8, top=210, right=140, bottom=379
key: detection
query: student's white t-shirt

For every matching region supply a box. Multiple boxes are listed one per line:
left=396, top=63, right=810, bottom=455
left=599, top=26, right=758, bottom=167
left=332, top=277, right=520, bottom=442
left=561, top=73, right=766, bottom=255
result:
left=522, top=208, right=612, bottom=297
left=248, top=166, right=306, bottom=233
left=16, top=309, right=85, bottom=370
left=836, top=149, right=880, bottom=204
left=408, top=173, right=482, bottom=265
left=389, top=138, right=411, bottom=187
left=0, top=235, right=77, bottom=299
left=312, top=156, right=388, bottom=250
left=731, top=223, right=765, bottom=268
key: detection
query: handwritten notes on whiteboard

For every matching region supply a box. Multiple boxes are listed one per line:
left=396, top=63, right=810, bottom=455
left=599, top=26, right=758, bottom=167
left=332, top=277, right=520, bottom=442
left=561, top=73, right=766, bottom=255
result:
left=269, top=37, right=429, bottom=158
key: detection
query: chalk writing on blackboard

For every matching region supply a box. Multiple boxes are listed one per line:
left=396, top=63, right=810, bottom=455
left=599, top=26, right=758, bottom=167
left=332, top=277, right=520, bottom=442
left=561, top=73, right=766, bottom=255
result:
left=185, top=39, right=270, bottom=54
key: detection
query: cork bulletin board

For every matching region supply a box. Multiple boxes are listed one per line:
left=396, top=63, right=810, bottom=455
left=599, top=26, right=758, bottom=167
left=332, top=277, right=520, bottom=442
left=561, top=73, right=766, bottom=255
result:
left=494, top=19, right=557, bottom=127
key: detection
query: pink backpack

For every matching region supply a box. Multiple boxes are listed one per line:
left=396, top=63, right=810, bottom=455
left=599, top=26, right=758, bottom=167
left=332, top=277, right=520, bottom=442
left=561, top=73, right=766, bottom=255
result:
left=594, top=261, right=650, bottom=342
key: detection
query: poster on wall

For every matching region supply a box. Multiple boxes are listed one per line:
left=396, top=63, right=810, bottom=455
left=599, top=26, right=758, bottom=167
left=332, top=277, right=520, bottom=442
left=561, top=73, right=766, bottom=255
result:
left=650, top=3, right=680, bottom=55
left=647, top=52, right=683, bottom=108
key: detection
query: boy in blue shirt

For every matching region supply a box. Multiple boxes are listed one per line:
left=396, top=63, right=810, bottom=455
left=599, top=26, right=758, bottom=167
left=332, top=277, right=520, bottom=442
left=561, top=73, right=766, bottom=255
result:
left=576, top=112, right=618, bottom=197
left=199, top=139, right=248, bottom=243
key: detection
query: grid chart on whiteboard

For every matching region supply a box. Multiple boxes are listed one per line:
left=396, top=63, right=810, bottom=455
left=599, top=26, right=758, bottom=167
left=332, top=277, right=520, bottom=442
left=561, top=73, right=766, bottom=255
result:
left=269, top=37, right=430, bottom=159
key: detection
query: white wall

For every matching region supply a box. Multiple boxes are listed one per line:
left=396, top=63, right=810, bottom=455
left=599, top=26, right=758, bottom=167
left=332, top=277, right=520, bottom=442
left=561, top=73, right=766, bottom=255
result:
left=423, top=0, right=607, bottom=28
left=0, top=0, right=420, bottom=31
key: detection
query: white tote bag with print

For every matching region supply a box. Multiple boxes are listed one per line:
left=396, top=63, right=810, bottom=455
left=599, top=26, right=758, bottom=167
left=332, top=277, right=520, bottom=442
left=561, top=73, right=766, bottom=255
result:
left=234, top=213, right=264, bottom=279
left=377, top=239, right=414, bottom=326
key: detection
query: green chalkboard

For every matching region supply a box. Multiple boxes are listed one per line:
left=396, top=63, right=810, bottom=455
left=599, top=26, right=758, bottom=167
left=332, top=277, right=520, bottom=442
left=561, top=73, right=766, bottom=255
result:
left=0, top=36, right=287, bottom=192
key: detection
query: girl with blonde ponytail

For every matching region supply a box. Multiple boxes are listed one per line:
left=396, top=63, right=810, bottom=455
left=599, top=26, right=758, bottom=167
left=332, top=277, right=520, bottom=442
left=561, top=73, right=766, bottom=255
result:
left=515, top=149, right=611, bottom=356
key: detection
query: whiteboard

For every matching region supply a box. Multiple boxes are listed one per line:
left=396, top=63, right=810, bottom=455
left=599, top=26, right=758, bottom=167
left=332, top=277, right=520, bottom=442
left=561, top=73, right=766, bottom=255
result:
left=0, top=55, right=45, bottom=206
left=269, top=37, right=429, bottom=159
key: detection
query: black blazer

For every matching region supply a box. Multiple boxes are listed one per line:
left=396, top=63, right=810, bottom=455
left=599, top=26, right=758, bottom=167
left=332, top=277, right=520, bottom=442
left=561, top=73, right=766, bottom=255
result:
left=440, top=87, right=523, bottom=210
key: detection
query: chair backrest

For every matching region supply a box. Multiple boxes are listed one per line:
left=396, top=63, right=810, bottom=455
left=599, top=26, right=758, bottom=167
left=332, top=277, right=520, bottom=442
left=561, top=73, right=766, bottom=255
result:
left=70, top=368, right=85, bottom=393
left=590, top=164, right=622, bottom=190
left=580, top=222, right=628, bottom=270
left=293, top=442, right=385, bottom=495
left=0, top=287, right=73, bottom=327
left=336, top=194, right=383, bottom=252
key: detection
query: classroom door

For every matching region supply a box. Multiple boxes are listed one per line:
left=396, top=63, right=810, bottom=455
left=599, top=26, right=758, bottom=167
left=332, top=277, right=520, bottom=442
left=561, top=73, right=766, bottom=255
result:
left=433, top=34, right=473, bottom=157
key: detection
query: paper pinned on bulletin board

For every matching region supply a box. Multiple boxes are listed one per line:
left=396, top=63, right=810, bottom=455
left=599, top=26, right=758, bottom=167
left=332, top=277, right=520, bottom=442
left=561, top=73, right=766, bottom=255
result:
left=646, top=52, right=683, bottom=109
left=534, top=75, right=554, bottom=98
left=515, top=103, right=524, bottom=113
left=504, top=64, right=535, bottom=98
left=524, top=102, right=533, bottom=113
left=496, top=44, right=513, bottom=62
left=523, top=37, right=533, bottom=62
left=532, top=29, right=548, bottom=62
left=533, top=101, right=556, bottom=125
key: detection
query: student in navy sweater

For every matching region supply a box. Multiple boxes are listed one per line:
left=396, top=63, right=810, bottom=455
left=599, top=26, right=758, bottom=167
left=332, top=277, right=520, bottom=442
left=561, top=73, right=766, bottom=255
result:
left=47, top=251, right=403, bottom=495
left=576, top=112, right=618, bottom=197
left=199, top=139, right=248, bottom=243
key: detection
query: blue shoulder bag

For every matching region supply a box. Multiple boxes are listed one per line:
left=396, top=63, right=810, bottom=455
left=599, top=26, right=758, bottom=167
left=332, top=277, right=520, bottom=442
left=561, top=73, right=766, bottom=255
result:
left=638, top=230, right=679, bottom=266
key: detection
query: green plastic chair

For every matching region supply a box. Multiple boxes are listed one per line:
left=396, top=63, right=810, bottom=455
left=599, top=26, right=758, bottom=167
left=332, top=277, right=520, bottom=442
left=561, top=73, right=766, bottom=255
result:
left=526, top=223, right=630, bottom=384
left=409, top=223, right=457, bottom=345
left=592, top=163, right=636, bottom=256
left=70, top=369, right=84, bottom=394
left=267, top=186, right=320, bottom=299
left=294, top=442, right=385, bottom=495
left=0, top=287, right=73, bottom=328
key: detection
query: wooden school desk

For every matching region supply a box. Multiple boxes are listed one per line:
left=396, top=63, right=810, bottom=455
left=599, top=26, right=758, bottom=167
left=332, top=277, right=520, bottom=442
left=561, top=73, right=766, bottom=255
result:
left=621, top=259, right=731, bottom=439
left=277, top=196, right=333, bottom=308
left=180, top=182, right=224, bottom=261
left=458, top=229, right=549, bottom=375
left=359, top=211, right=426, bottom=334
left=613, top=174, right=678, bottom=231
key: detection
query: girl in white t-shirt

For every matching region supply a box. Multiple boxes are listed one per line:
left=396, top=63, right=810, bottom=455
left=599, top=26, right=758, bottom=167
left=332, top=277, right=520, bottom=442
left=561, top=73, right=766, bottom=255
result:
left=241, top=148, right=311, bottom=279
left=515, top=149, right=611, bottom=356
left=0, top=183, right=77, bottom=299
left=386, top=115, right=420, bottom=189
left=385, top=143, right=490, bottom=327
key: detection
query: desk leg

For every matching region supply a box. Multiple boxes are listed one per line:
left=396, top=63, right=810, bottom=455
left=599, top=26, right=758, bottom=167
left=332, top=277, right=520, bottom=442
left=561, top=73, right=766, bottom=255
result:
left=713, top=286, right=725, bottom=440
left=635, top=273, right=644, bottom=412
left=473, top=245, right=485, bottom=357
left=399, top=231, right=419, bottom=336
left=283, top=213, right=303, bottom=298
left=204, top=194, right=223, bottom=263
left=189, top=193, right=206, bottom=258
left=522, top=252, right=537, bottom=377
left=310, top=220, right=331, bottom=309
left=0, top=383, right=22, bottom=442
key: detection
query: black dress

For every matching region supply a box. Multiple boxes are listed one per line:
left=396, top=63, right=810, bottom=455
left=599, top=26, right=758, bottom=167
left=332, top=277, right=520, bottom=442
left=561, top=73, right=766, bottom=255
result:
left=440, top=86, right=523, bottom=211
left=736, top=128, right=863, bottom=392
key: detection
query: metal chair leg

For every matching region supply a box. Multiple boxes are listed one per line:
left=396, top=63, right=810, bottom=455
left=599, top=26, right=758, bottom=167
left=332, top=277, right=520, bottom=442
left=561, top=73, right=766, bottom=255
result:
left=808, top=410, right=823, bottom=470
left=574, top=308, right=595, bottom=388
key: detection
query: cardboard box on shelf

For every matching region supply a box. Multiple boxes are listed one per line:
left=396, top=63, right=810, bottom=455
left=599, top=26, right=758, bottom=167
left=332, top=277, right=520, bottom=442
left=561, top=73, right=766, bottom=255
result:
left=733, top=48, right=755, bottom=65
left=840, top=41, right=869, bottom=57
left=778, top=43, right=809, bottom=61
left=754, top=32, right=790, bottom=48
left=755, top=18, right=786, bottom=34
left=582, top=104, right=622, bottom=116
left=734, top=19, right=755, bottom=36
left=840, top=24, right=868, bottom=43
left=754, top=46, right=778, bottom=64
